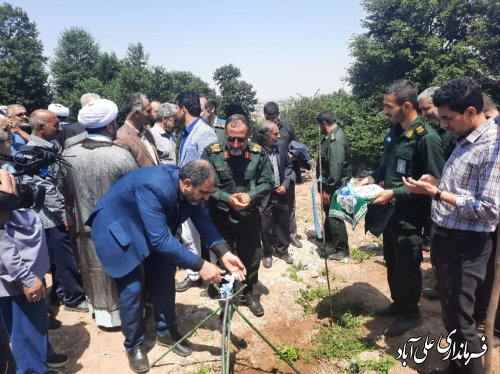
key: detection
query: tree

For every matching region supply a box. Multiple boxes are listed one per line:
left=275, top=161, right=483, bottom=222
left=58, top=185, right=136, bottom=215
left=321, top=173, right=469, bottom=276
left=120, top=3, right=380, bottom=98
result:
left=213, top=64, right=258, bottom=118
left=348, top=0, right=499, bottom=101
left=50, top=27, right=100, bottom=98
left=124, top=42, right=149, bottom=69
left=0, top=3, right=50, bottom=111
left=281, top=91, right=386, bottom=172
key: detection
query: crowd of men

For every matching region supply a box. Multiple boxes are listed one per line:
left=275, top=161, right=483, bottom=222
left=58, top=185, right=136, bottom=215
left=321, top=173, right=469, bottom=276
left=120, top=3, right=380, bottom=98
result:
left=0, top=76, right=498, bottom=374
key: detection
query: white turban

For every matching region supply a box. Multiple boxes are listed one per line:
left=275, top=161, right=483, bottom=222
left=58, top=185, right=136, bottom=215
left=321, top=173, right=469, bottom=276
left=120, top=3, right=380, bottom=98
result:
left=78, top=99, right=118, bottom=129
left=48, top=103, right=69, bottom=117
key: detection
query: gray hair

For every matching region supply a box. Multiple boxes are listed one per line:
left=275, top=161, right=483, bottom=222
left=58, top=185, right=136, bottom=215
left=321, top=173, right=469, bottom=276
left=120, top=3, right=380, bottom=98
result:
left=225, top=114, right=250, bottom=133
left=29, top=110, right=51, bottom=131
left=6, top=104, right=25, bottom=118
left=417, top=86, right=439, bottom=104
left=80, top=93, right=101, bottom=108
left=179, top=159, right=218, bottom=187
left=256, top=120, right=276, bottom=145
left=156, top=103, right=177, bottom=122
left=126, top=92, right=147, bottom=119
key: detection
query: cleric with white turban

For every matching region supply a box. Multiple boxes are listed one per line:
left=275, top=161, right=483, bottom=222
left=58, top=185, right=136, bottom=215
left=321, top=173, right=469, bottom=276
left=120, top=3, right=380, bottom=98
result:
left=78, top=99, right=118, bottom=129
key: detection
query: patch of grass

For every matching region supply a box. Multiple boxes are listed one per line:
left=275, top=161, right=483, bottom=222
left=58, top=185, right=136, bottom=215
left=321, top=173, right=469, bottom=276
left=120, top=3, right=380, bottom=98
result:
left=301, top=287, right=329, bottom=301
left=349, top=247, right=376, bottom=263
left=337, top=311, right=365, bottom=329
left=276, top=343, right=304, bottom=363
left=351, top=354, right=397, bottom=374
left=331, top=301, right=368, bottom=321
left=312, top=325, right=372, bottom=361
left=190, top=364, right=216, bottom=374
left=286, top=263, right=305, bottom=283
left=295, top=298, right=315, bottom=315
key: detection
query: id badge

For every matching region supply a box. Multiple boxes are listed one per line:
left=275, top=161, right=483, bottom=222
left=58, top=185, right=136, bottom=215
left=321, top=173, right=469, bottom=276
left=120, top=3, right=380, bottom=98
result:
left=396, top=159, right=406, bottom=174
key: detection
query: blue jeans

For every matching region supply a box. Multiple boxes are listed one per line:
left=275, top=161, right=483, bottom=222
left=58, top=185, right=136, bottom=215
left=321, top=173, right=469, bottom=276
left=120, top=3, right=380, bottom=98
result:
left=0, top=294, right=48, bottom=374
left=115, top=251, right=176, bottom=352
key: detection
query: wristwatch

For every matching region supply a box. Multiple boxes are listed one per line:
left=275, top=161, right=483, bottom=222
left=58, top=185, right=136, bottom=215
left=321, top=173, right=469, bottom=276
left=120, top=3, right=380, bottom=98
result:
left=433, top=188, right=443, bottom=201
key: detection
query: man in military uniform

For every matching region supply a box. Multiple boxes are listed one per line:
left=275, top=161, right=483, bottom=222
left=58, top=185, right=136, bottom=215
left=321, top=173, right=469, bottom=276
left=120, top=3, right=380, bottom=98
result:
left=359, top=79, right=446, bottom=337
left=317, top=111, right=352, bottom=261
left=206, top=98, right=226, bottom=144
left=202, top=114, right=274, bottom=317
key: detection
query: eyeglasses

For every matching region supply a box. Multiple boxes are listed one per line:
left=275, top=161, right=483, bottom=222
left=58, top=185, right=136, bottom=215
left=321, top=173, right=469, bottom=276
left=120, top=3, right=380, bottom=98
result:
left=226, top=136, right=247, bottom=143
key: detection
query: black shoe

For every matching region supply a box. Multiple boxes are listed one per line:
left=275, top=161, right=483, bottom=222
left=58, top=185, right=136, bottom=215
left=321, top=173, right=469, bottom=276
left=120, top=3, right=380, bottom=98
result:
left=384, top=315, right=422, bottom=337
left=422, top=287, right=440, bottom=300
left=48, top=314, right=62, bottom=329
left=327, top=251, right=349, bottom=261
left=127, top=346, right=149, bottom=373
left=262, top=257, right=273, bottom=268
left=374, top=304, right=400, bottom=317
left=175, top=276, right=202, bottom=292
left=156, top=331, right=192, bottom=357
left=290, top=234, right=303, bottom=248
left=276, top=252, right=293, bottom=264
left=47, top=352, right=69, bottom=368
left=64, top=300, right=89, bottom=313
left=243, top=294, right=264, bottom=317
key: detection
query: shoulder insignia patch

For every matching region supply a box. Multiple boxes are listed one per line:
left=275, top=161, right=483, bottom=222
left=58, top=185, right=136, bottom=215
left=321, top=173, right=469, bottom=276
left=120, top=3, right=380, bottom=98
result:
left=214, top=123, right=225, bottom=129
left=415, top=125, right=426, bottom=135
left=405, top=129, right=414, bottom=139
left=209, top=143, right=222, bottom=153
left=250, top=143, right=263, bottom=153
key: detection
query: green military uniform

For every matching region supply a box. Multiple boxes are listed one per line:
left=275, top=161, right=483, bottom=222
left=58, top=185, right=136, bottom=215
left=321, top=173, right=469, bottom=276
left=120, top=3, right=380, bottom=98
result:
left=213, top=122, right=226, bottom=145
left=367, top=116, right=445, bottom=317
left=317, top=125, right=352, bottom=257
left=201, top=142, right=274, bottom=295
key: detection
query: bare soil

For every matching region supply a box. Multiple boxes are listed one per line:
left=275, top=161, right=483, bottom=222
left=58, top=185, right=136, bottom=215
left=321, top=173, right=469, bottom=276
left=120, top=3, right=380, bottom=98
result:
left=49, top=175, right=499, bottom=373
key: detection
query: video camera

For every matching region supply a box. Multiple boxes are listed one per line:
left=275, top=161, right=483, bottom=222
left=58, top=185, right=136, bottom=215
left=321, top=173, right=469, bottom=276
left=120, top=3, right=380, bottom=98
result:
left=0, top=145, right=71, bottom=211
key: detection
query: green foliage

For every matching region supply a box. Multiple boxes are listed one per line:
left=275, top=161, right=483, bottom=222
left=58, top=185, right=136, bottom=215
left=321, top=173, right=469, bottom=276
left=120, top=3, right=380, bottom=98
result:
left=348, top=0, right=499, bottom=102
left=281, top=91, right=387, bottom=172
left=50, top=27, right=100, bottom=98
left=351, top=354, right=397, bottom=374
left=0, top=3, right=50, bottom=110
left=276, top=343, right=304, bottom=363
left=301, top=287, right=329, bottom=301
left=213, top=64, right=258, bottom=118
left=285, top=263, right=305, bottom=283
left=312, top=325, right=372, bottom=361
left=349, top=248, right=377, bottom=263
left=189, top=364, right=216, bottom=374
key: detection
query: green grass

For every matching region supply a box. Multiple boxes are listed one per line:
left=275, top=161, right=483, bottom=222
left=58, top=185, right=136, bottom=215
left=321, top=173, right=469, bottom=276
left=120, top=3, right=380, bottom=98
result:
left=349, top=247, right=377, bottom=263
left=286, top=263, right=305, bottom=282
left=189, top=364, right=216, bottom=374
left=351, top=354, right=397, bottom=374
left=301, top=287, right=329, bottom=301
left=276, top=343, right=304, bottom=363
left=311, top=325, right=373, bottom=361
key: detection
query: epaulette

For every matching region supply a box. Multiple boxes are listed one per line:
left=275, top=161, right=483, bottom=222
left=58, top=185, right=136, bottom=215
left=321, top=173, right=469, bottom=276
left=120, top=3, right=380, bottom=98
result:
left=208, top=143, right=223, bottom=153
left=214, top=123, right=225, bottom=129
left=250, top=143, right=263, bottom=153
left=415, top=125, right=427, bottom=136
left=405, top=129, right=414, bottom=139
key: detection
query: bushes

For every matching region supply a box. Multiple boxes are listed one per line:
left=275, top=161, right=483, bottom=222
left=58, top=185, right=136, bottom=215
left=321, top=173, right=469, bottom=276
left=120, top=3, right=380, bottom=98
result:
left=280, top=90, right=387, bottom=174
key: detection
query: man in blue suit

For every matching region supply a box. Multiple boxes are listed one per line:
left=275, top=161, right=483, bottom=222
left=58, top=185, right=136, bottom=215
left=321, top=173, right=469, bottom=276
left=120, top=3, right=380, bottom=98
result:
left=87, top=159, right=246, bottom=373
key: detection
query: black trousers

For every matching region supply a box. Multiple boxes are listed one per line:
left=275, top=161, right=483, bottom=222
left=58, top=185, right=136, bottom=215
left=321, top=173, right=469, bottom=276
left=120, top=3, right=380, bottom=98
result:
left=432, top=225, right=492, bottom=374
left=322, top=202, right=349, bottom=255
left=261, top=192, right=291, bottom=257
left=212, top=213, right=262, bottom=295
left=45, top=225, right=86, bottom=307
left=287, top=181, right=297, bottom=236
left=382, top=217, right=423, bottom=317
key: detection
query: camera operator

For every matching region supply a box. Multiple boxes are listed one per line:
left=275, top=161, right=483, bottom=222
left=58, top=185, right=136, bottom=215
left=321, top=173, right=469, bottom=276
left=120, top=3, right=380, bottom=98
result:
left=0, top=122, right=50, bottom=372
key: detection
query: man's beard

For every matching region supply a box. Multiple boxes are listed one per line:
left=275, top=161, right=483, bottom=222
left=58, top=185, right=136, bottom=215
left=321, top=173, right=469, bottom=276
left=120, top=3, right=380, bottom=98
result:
left=148, top=115, right=155, bottom=127
left=228, top=148, right=243, bottom=156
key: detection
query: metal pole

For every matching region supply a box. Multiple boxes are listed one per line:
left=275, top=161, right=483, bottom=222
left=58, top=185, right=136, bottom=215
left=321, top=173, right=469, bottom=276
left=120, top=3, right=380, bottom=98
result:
left=317, top=125, right=334, bottom=326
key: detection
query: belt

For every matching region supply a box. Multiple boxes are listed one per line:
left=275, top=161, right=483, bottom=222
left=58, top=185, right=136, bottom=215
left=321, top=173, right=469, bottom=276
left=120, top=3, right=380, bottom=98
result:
left=431, top=224, right=491, bottom=240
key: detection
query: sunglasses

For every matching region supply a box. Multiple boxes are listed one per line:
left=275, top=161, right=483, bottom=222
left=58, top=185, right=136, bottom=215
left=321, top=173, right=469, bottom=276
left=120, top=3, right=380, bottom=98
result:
left=226, top=136, right=247, bottom=143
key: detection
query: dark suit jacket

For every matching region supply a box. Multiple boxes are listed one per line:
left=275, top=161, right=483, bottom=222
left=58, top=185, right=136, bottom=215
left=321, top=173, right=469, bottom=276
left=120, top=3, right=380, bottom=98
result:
left=56, top=122, right=85, bottom=149
left=86, top=165, right=224, bottom=278
left=115, top=124, right=159, bottom=167
left=260, top=140, right=293, bottom=207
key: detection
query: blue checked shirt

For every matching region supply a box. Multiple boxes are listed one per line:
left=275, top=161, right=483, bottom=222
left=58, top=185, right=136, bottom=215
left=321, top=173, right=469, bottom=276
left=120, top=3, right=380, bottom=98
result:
left=431, top=118, right=499, bottom=232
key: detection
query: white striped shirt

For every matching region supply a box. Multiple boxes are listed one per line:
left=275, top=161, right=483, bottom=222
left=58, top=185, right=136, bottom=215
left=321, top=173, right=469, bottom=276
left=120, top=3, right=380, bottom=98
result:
left=432, top=118, right=499, bottom=232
